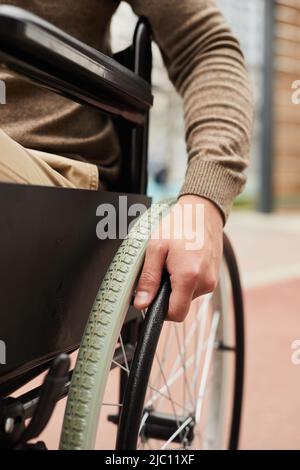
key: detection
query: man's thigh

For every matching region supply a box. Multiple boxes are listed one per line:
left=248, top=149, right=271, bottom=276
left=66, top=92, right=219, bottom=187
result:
left=0, top=128, right=98, bottom=190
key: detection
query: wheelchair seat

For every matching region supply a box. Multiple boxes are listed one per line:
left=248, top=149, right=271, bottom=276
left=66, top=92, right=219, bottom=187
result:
left=0, top=6, right=152, bottom=397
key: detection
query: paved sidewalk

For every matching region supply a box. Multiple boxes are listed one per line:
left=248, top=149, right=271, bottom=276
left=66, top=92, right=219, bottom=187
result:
left=226, top=211, right=300, bottom=289
left=226, top=211, right=300, bottom=450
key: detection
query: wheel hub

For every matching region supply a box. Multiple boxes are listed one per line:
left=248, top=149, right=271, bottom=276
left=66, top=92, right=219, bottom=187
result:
left=140, top=408, right=195, bottom=446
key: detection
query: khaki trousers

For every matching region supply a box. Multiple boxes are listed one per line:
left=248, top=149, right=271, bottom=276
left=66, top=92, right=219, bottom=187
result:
left=0, top=128, right=99, bottom=190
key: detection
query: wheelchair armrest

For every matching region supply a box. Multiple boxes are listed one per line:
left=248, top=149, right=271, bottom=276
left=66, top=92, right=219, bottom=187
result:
left=0, top=5, right=153, bottom=124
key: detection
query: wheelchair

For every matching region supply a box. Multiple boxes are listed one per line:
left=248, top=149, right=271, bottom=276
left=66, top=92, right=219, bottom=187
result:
left=0, top=6, right=245, bottom=450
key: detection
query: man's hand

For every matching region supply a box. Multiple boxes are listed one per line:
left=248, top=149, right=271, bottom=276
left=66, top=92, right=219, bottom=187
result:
left=134, top=195, right=224, bottom=322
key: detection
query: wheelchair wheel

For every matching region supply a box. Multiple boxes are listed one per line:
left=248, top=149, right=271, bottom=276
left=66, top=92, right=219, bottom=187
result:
left=116, top=233, right=244, bottom=450
left=60, top=205, right=244, bottom=450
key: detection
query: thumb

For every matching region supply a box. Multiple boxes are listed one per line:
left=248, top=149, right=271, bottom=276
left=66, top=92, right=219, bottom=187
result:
left=134, top=242, right=167, bottom=309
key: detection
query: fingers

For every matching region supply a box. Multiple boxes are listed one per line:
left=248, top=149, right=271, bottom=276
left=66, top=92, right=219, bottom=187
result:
left=135, top=245, right=218, bottom=320
left=134, top=241, right=167, bottom=310
left=168, top=277, right=194, bottom=322
left=193, top=262, right=218, bottom=298
left=167, top=261, right=218, bottom=322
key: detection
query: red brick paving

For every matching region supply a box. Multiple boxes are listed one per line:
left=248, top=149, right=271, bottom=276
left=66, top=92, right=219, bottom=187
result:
left=240, top=278, right=300, bottom=450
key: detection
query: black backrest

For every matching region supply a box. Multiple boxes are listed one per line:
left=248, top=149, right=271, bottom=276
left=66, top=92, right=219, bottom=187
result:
left=112, top=19, right=153, bottom=195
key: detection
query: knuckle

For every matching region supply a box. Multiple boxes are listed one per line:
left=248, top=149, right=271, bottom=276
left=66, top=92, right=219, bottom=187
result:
left=168, top=311, right=185, bottom=323
left=168, top=304, right=189, bottom=323
left=183, top=267, right=200, bottom=284
left=200, top=259, right=210, bottom=272
left=139, top=270, right=159, bottom=287
left=174, top=315, right=185, bottom=324
left=148, top=240, right=165, bottom=255
left=203, top=273, right=218, bottom=292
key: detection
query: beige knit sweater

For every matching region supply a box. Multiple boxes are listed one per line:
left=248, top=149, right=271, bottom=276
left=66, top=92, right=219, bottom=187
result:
left=0, top=0, right=253, bottom=220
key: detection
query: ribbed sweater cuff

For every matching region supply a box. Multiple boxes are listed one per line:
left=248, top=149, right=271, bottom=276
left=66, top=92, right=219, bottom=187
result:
left=179, top=159, right=243, bottom=224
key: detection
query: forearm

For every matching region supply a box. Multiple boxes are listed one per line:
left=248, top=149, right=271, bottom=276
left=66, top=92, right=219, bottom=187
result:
left=175, top=10, right=253, bottom=222
left=127, top=0, right=254, bottom=222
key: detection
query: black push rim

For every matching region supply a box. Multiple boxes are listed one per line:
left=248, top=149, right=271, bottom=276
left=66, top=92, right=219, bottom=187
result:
left=116, top=273, right=171, bottom=450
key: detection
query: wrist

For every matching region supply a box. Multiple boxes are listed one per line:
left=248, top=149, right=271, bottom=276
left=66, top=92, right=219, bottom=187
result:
left=177, top=195, right=223, bottom=228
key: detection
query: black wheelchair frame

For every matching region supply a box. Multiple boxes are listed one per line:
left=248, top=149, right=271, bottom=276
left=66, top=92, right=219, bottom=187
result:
left=0, top=6, right=245, bottom=450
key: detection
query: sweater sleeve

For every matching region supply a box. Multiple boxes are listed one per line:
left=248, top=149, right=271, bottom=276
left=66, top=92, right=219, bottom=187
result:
left=125, top=0, right=253, bottom=222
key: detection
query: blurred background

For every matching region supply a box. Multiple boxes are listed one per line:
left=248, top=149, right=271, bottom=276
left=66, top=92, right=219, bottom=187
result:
left=111, top=0, right=300, bottom=449
left=112, top=0, right=300, bottom=212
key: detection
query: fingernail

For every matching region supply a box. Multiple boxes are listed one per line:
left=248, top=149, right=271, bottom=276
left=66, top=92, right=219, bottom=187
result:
left=135, top=291, right=150, bottom=306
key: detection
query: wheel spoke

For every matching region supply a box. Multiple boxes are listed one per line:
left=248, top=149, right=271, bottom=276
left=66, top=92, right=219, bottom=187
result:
left=102, top=402, right=123, bottom=407
left=154, top=354, right=181, bottom=428
left=139, top=411, right=150, bottom=435
left=111, top=359, right=129, bottom=374
left=173, top=324, right=194, bottom=406
left=192, top=297, right=210, bottom=397
left=164, top=294, right=212, bottom=402
left=148, top=385, right=191, bottom=413
left=152, top=323, right=172, bottom=391
left=145, top=342, right=209, bottom=408
left=195, top=311, right=220, bottom=424
left=146, top=355, right=194, bottom=408
left=161, top=416, right=193, bottom=450
left=119, top=334, right=130, bottom=376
